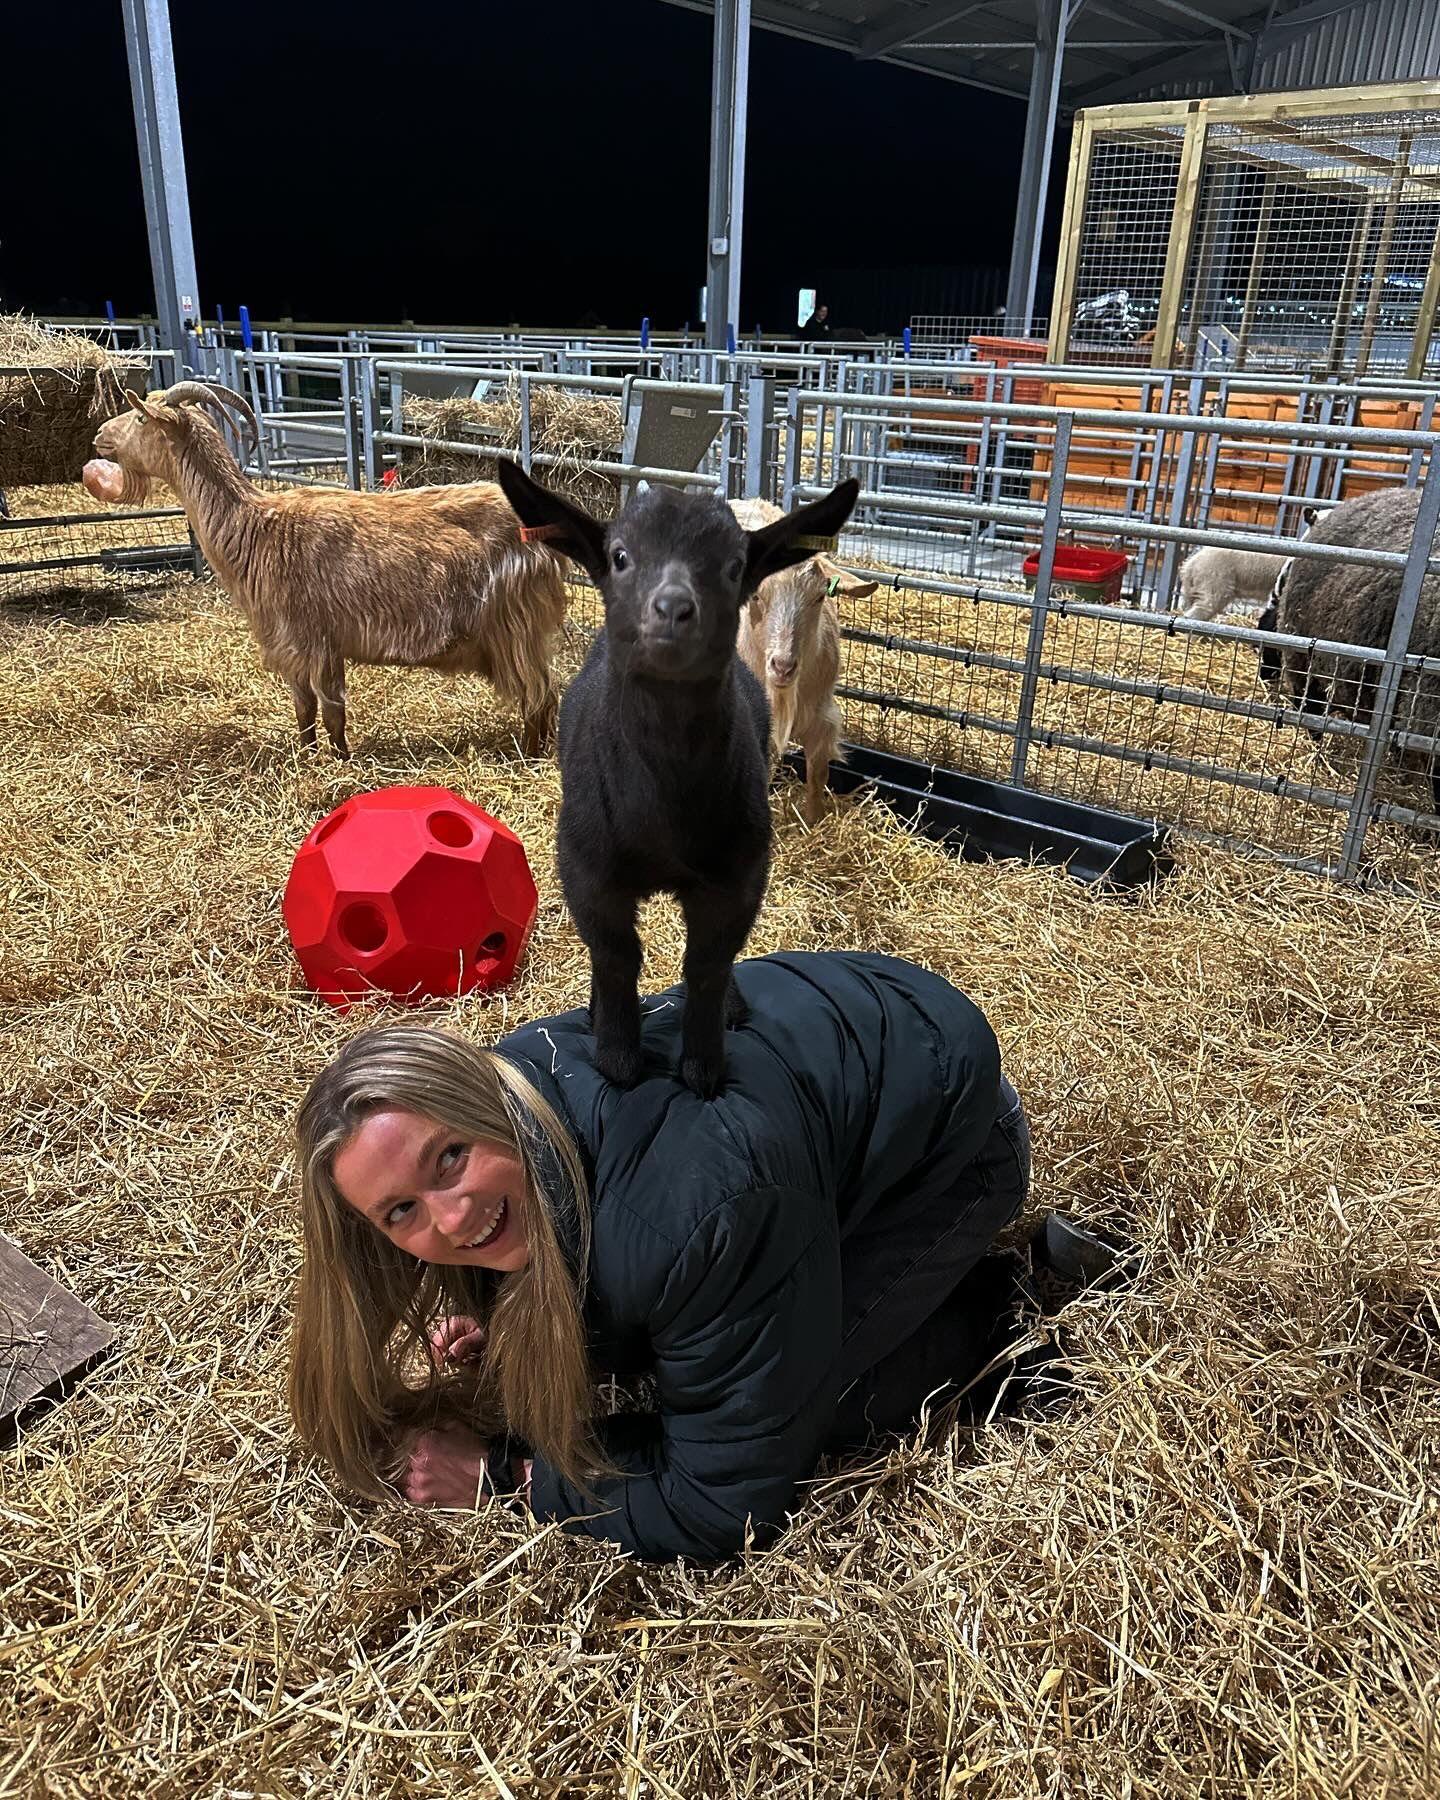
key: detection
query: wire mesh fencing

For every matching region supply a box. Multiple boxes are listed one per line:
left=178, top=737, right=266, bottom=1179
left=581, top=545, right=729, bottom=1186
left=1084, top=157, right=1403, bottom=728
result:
left=0, top=489, right=196, bottom=614
left=7, top=333, right=1438, bottom=887
left=782, top=385, right=1440, bottom=884
left=1060, top=90, right=1440, bottom=379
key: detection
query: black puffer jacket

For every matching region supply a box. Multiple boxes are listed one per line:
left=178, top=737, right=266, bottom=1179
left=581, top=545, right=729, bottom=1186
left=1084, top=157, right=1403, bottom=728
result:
left=498, top=951, right=1002, bottom=1561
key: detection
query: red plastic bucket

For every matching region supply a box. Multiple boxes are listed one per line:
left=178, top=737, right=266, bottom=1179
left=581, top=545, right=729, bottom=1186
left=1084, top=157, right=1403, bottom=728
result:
left=1022, top=545, right=1129, bottom=605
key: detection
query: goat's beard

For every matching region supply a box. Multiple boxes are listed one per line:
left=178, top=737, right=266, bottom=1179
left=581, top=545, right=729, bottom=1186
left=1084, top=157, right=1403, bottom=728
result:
left=83, top=459, right=152, bottom=506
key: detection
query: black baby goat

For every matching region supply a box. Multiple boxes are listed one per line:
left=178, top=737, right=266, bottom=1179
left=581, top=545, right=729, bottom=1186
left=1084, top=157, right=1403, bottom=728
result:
left=496, top=460, right=860, bottom=1099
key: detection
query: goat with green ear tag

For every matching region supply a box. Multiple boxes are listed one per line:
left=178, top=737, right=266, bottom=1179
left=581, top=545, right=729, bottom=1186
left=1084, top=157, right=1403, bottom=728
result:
left=732, top=497, right=877, bottom=823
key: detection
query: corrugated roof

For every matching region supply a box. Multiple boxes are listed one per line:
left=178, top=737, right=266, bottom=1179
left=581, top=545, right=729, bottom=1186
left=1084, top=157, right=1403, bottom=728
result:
left=659, top=0, right=1440, bottom=109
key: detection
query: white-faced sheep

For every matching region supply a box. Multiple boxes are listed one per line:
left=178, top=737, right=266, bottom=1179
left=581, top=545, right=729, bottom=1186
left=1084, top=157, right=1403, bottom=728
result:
left=86, top=383, right=566, bottom=758
left=1267, top=485, right=1440, bottom=819
left=1179, top=508, right=1318, bottom=622
left=731, top=497, right=877, bottom=822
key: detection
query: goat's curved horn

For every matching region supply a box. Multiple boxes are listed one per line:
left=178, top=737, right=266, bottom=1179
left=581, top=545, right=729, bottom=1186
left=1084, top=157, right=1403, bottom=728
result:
left=161, top=380, right=260, bottom=461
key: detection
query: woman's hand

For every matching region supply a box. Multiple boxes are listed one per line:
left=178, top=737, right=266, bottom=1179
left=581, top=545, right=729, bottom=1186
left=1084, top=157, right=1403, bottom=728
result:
left=428, top=1314, right=485, bottom=1366
left=402, top=1424, right=490, bottom=1509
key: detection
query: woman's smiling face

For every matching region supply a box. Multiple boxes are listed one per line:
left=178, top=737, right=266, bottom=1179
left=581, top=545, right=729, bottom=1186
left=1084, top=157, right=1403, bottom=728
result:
left=333, top=1108, right=531, bottom=1272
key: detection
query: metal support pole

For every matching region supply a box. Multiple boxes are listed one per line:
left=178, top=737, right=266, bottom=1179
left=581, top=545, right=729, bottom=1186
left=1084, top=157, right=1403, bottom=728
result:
left=519, top=372, right=534, bottom=473
left=1335, top=449, right=1440, bottom=876
left=1010, top=411, right=1073, bottom=788
left=120, top=0, right=202, bottom=376
left=339, top=361, right=360, bottom=491
left=1005, top=0, right=1068, bottom=335
left=705, top=0, right=751, bottom=353
left=358, top=360, right=379, bottom=490
left=780, top=386, right=802, bottom=509
left=1156, top=376, right=1205, bottom=609
left=743, top=375, right=776, bottom=500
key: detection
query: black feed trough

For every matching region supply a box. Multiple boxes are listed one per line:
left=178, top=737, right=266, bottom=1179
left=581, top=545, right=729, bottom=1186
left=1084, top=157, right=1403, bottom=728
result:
left=789, top=743, right=1174, bottom=889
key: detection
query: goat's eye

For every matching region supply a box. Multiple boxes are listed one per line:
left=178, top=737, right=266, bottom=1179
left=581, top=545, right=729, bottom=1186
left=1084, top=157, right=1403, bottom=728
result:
left=727, top=558, right=744, bottom=582
left=611, top=546, right=629, bottom=572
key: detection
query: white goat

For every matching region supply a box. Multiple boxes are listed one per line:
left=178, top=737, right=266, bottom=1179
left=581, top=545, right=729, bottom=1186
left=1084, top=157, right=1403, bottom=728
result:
left=86, top=383, right=566, bottom=757
left=731, top=496, right=877, bottom=821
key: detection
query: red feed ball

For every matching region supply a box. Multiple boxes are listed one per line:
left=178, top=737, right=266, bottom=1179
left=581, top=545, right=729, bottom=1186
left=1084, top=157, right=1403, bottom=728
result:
left=283, top=785, right=538, bottom=1009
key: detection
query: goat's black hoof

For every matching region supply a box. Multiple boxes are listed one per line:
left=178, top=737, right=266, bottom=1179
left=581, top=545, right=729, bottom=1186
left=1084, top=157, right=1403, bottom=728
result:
left=681, top=1053, right=724, bottom=1101
left=332, top=743, right=352, bottom=761
left=595, top=1040, right=642, bottom=1089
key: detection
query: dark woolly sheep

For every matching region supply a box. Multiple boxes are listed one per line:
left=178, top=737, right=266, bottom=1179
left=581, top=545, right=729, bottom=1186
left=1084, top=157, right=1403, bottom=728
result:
left=1273, top=487, right=1440, bottom=818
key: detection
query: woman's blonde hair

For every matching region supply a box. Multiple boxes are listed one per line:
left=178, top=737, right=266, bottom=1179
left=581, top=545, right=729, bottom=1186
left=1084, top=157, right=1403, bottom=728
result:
left=288, top=1024, right=599, bottom=1500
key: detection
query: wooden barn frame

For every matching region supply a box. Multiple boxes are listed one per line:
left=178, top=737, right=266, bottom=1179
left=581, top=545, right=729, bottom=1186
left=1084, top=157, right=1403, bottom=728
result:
left=1050, top=81, right=1440, bottom=380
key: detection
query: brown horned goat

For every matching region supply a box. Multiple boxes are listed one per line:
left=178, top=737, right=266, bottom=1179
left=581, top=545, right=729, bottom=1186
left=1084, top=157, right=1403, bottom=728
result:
left=731, top=497, right=877, bottom=821
left=86, top=383, right=566, bottom=757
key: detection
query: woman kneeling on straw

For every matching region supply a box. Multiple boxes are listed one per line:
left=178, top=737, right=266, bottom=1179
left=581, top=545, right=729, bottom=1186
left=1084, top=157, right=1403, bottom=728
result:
left=289, top=949, right=1114, bottom=1563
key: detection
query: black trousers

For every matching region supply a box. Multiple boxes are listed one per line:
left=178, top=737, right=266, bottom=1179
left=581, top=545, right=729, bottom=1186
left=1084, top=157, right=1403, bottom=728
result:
left=826, top=1077, right=1032, bottom=1450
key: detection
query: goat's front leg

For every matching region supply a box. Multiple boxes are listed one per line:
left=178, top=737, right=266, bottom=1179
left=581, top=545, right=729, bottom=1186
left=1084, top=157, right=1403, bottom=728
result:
left=290, top=678, right=318, bottom=751
left=315, top=655, right=351, bottom=759
left=520, top=681, right=559, bottom=760
left=678, top=879, right=765, bottom=1100
left=568, top=886, right=644, bottom=1088
left=800, top=701, right=841, bottom=824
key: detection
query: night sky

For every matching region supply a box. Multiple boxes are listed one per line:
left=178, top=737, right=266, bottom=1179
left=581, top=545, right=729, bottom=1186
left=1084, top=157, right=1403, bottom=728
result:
left=2, top=1, right=1066, bottom=334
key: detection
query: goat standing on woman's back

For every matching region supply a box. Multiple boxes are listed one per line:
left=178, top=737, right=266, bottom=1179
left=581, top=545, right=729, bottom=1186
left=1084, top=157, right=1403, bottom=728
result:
left=87, top=383, right=566, bottom=757
left=497, top=459, right=861, bottom=1100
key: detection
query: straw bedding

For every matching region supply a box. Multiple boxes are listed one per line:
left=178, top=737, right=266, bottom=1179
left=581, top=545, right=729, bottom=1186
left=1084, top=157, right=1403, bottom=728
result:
left=3, top=556, right=1439, bottom=1797
left=399, top=383, right=622, bottom=513
left=0, top=316, right=148, bottom=489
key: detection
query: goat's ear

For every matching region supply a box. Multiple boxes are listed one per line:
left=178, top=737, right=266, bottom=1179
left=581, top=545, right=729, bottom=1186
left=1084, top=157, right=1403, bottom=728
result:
left=816, top=554, right=879, bottom=601
left=124, top=388, right=146, bottom=413
left=745, top=479, right=860, bottom=584
left=495, top=458, right=608, bottom=583
left=1302, top=504, right=1319, bottom=527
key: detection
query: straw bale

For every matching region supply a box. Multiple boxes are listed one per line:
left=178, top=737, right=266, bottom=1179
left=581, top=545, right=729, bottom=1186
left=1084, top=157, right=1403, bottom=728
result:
left=0, top=315, right=149, bottom=488
left=398, top=381, right=622, bottom=514
left=2, top=557, right=1439, bottom=1797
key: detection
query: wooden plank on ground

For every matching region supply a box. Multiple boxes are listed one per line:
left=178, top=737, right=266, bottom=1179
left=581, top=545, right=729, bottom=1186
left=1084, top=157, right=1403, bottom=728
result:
left=1, top=1235, right=115, bottom=1431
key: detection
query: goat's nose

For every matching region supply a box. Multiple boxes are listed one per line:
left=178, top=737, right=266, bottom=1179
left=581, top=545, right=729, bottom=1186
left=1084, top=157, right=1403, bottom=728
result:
left=770, top=657, right=798, bottom=682
left=650, top=587, right=697, bottom=626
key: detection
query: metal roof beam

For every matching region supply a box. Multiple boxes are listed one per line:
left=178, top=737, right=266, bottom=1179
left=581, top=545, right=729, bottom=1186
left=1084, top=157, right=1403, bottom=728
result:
left=1071, top=29, right=1242, bottom=101
left=1146, top=0, right=1251, bottom=38
left=1006, top=0, right=1068, bottom=331
left=1071, top=0, right=1383, bottom=105
left=855, top=1, right=992, bottom=62
left=660, top=0, right=1031, bottom=94
left=1085, top=0, right=1221, bottom=43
